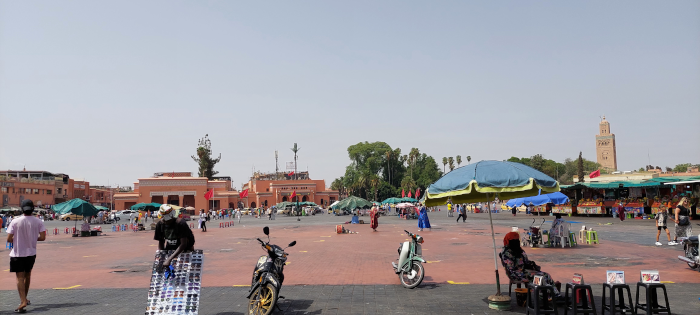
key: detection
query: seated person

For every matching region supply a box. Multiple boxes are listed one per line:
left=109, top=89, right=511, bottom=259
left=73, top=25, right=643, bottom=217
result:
left=549, top=214, right=566, bottom=238
left=500, top=232, right=562, bottom=298
left=351, top=212, right=359, bottom=224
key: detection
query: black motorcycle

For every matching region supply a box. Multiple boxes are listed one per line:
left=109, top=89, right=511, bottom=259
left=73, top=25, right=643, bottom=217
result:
left=247, top=226, right=296, bottom=315
left=677, top=233, right=699, bottom=271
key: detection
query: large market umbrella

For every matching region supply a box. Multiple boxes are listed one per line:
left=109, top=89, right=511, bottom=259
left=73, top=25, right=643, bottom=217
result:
left=331, top=196, right=373, bottom=211
left=399, top=197, right=418, bottom=203
left=130, top=203, right=162, bottom=211
left=52, top=198, right=100, bottom=231
left=506, top=192, right=569, bottom=207
left=425, top=160, right=559, bottom=309
left=395, top=202, right=415, bottom=209
left=94, top=205, right=109, bottom=211
left=0, top=206, right=20, bottom=213
left=381, top=197, right=402, bottom=205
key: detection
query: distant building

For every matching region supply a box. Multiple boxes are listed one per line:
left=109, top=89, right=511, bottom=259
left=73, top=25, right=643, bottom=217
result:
left=112, top=171, right=339, bottom=210
left=1, top=170, right=71, bottom=207
left=595, top=116, right=618, bottom=171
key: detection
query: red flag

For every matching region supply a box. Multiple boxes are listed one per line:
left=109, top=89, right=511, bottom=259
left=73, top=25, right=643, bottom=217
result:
left=291, top=190, right=296, bottom=201
left=415, top=188, right=420, bottom=198
left=408, top=191, right=412, bottom=198
left=589, top=170, right=601, bottom=179
left=171, top=171, right=175, bottom=178
left=402, top=189, right=405, bottom=198
left=204, top=189, right=214, bottom=201
left=288, top=171, right=294, bottom=177
left=239, top=189, right=249, bottom=198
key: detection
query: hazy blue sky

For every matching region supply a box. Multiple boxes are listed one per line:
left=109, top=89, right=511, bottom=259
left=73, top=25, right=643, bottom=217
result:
left=1, top=1, right=698, bottom=189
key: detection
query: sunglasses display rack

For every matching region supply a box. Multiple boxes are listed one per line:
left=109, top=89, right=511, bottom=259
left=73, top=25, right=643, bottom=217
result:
left=146, top=249, right=203, bottom=315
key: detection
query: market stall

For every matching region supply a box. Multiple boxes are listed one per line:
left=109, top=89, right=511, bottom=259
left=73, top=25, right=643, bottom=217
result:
left=577, top=200, right=604, bottom=215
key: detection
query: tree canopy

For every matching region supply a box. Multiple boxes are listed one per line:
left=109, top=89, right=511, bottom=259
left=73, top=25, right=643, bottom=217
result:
left=334, top=142, right=442, bottom=201
left=507, top=153, right=602, bottom=184
left=191, top=134, right=221, bottom=179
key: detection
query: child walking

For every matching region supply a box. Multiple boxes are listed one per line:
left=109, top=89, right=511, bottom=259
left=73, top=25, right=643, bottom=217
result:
left=655, top=207, right=673, bottom=246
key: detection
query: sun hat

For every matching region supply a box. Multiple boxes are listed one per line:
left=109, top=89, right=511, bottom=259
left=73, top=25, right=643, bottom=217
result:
left=503, top=231, right=520, bottom=246
left=157, top=204, right=177, bottom=221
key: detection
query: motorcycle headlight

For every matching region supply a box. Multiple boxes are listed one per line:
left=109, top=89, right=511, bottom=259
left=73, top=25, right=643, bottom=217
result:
left=416, top=236, right=424, bottom=244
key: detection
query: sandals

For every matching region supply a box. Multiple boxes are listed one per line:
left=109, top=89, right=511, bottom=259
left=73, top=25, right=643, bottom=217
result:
left=14, top=308, right=26, bottom=313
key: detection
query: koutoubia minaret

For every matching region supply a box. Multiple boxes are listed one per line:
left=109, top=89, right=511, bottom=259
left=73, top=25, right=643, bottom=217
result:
left=595, top=116, right=618, bottom=171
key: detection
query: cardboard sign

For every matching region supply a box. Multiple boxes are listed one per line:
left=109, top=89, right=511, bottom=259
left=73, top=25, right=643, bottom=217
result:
left=606, top=270, right=624, bottom=284
left=572, top=273, right=584, bottom=285
left=533, top=275, right=544, bottom=286
left=640, top=270, right=660, bottom=283
left=147, top=249, right=203, bottom=314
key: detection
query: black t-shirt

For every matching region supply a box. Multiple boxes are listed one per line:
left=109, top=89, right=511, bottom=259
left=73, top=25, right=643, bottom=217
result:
left=154, top=219, right=195, bottom=250
left=677, top=205, right=690, bottom=217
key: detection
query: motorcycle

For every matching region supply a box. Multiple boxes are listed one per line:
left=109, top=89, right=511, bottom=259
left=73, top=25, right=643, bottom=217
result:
left=391, top=230, right=426, bottom=289
left=677, top=233, right=699, bottom=271
left=246, top=226, right=296, bottom=315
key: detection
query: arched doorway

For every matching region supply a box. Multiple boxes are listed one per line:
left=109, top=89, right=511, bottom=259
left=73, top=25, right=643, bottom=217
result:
left=282, top=196, right=288, bottom=202
left=302, top=195, right=308, bottom=202
left=228, top=202, right=235, bottom=209
left=321, top=199, right=324, bottom=207
left=250, top=202, right=257, bottom=208
left=264, top=200, right=268, bottom=207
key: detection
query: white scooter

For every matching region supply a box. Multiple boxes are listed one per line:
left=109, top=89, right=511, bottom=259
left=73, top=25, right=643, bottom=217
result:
left=391, top=230, right=426, bottom=289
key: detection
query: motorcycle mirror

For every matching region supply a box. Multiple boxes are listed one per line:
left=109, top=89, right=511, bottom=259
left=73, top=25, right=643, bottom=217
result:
left=263, top=226, right=270, bottom=235
left=288, top=241, right=296, bottom=247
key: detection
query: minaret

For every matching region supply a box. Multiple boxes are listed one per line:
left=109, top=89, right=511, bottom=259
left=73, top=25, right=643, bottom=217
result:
left=595, top=116, right=618, bottom=171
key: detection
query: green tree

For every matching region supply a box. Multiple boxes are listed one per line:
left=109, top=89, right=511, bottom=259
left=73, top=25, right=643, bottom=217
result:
left=577, top=152, right=585, bottom=183
left=467, top=156, right=471, bottom=164
left=638, top=167, right=645, bottom=172
left=456, top=155, right=462, bottom=167
left=673, top=163, right=692, bottom=172
left=448, top=157, right=455, bottom=172
left=442, top=157, right=447, bottom=173
left=191, top=134, right=221, bottom=179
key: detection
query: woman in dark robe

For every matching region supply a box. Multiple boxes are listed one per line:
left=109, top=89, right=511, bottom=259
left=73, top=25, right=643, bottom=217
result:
left=500, top=232, right=561, bottom=298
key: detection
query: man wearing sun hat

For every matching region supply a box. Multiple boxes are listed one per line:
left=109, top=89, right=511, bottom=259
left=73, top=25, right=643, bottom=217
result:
left=154, top=204, right=195, bottom=268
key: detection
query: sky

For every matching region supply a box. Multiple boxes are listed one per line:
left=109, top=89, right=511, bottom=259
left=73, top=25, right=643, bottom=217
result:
left=1, top=1, right=698, bottom=189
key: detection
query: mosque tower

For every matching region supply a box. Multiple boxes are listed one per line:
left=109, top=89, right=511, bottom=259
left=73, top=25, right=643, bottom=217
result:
left=595, top=116, right=618, bottom=171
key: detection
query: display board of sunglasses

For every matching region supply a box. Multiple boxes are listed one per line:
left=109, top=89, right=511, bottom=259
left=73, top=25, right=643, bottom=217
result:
left=146, top=250, right=203, bottom=315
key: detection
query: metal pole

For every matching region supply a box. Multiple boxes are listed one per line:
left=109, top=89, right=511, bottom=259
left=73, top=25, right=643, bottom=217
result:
left=486, top=193, right=502, bottom=295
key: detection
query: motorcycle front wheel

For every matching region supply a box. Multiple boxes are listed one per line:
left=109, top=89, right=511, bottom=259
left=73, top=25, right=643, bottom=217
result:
left=399, top=262, right=424, bottom=289
left=684, top=244, right=699, bottom=269
left=248, top=283, right=277, bottom=315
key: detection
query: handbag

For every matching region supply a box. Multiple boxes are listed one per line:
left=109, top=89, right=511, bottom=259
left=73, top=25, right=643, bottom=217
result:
left=678, top=216, right=690, bottom=226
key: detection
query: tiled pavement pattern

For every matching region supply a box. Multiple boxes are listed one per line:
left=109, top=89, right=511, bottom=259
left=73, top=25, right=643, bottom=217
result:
left=2, top=284, right=699, bottom=315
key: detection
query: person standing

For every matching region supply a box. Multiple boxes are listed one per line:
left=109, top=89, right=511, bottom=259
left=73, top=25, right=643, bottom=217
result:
left=672, top=197, right=692, bottom=244
left=7, top=200, right=46, bottom=313
left=655, top=207, right=672, bottom=246
left=370, top=206, right=379, bottom=232
left=447, top=202, right=452, bottom=217
left=199, top=209, right=207, bottom=232
left=511, top=205, right=517, bottom=216
left=154, top=205, right=195, bottom=269
left=418, top=205, right=431, bottom=231
left=236, top=208, right=241, bottom=224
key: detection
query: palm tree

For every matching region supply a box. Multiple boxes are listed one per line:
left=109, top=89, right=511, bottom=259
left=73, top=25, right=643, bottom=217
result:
left=370, top=177, right=380, bottom=201
left=448, top=157, right=455, bottom=172
left=409, top=148, right=420, bottom=178
left=456, top=155, right=462, bottom=168
left=291, top=143, right=300, bottom=180
left=467, top=155, right=471, bottom=164
left=442, top=157, right=448, bottom=173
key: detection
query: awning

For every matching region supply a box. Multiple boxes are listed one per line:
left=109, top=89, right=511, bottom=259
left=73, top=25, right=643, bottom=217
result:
left=663, top=180, right=700, bottom=186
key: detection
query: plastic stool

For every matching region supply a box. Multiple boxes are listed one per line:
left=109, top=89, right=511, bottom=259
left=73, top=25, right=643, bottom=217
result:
left=542, top=230, right=552, bottom=247
left=586, top=231, right=599, bottom=244
left=602, top=283, right=633, bottom=315
left=569, top=232, right=578, bottom=247
left=526, top=283, right=560, bottom=315
left=635, top=282, right=670, bottom=315
left=578, top=230, right=588, bottom=244
left=564, top=283, right=597, bottom=315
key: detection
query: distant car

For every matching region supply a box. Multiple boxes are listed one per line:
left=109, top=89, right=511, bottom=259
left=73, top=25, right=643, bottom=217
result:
left=60, top=213, right=84, bottom=221
left=120, top=210, right=134, bottom=215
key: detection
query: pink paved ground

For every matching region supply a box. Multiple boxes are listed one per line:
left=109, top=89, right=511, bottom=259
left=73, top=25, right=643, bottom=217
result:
left=1, top=219, right=697, bottom=290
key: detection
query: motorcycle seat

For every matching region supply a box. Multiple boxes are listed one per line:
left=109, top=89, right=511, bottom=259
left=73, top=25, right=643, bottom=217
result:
left=688, top=236, right=698, bottom=243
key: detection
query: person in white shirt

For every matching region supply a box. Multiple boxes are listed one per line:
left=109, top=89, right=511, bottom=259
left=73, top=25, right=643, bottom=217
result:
left=6, top=200, right=46, bottom=313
